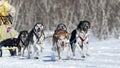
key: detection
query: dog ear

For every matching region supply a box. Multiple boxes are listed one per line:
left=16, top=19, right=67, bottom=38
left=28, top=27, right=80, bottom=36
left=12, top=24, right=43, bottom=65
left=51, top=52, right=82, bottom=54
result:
left=66, top=33, right=70, bottom=39
left=88, top=21, right=91, bottom=29
left=77, top=21, right=83, bottom=30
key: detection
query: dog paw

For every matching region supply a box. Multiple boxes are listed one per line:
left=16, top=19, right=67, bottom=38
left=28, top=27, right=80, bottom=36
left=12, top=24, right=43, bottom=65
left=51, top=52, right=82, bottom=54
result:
left=58, top=57, right=62, bottom=60
left=66, top=56, right=71, bottom=60
left=27, top=57, right=30, bottom=59
left=34, top=57, right=39, bottom=59
left=86, top=53, right=90, bottom=56
left=81, top=56, right=85, bottom=58
left=41, top=46, right=44, bottom=49
left=72, top=56, right=76, bottom=59
left=18, top=53, right=21, bottom=56
left=18, top=54, right=21, bottom=56
left=51, top=47, right=56, bottom=51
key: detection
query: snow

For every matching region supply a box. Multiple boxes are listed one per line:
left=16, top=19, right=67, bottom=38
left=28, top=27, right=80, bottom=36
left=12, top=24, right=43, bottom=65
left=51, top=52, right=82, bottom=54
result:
left=0, top=31, right=120, bottom=68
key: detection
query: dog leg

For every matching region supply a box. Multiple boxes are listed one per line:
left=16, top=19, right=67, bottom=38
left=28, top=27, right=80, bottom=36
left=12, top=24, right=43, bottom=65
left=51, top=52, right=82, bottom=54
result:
left=56, top=42, right=61, bottom=60
left=52, top=40, right=57, bottom=51
left=33, top=44, right=41, bottom=59
left=71, top=43, right=76, bottom=56
left=66, top=44, right=71, bottom=59
left=40, top=43, right=44, bottom=52
left=35, top=44, right=41, bottom=52
left=21, top=46, right=26, bottom=57
left=80, top=45, right=85, bottom=58
left=34, top=51, right=39, bottom=59
left=57, top=40, right=63, bottom=60
left=0, top=49, right=2, bottom=57
left=84, top=42, right=89, bottom=56
left=84, top=37, right=89, bottom=56
left=33, top=45, right=38, bottom=59
left=27, top=45, right=31, bottom=59
left=51, top=40, right=57, bottom=61
left=57, top=46, right=61, bottom=60
left=18, top=45, right=21, bottom=56
left=51, top=50, right=56, bottom=61
left=0, top=46, right=2, bottom=57
left=52, top=38, right=57, bottom=51
left=9, top=49, right=16, bottom=56
left=40, top=36, right=45, bottom=52
left=76, top=43, right=85, bottom=58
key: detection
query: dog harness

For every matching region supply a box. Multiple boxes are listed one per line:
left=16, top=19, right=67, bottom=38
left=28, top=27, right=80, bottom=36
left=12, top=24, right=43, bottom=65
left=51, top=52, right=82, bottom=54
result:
left=33, top=30, right=45, bottom=44
left=20, top=38, right=25, bottom=45
left=79, top=36, right=88, bottom=41
left=78, top=30, right=88, bottom=42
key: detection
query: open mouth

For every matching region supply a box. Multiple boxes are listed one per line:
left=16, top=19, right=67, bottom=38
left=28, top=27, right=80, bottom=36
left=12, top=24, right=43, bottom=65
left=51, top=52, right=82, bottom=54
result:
left=23, top=35, right=26, bottom=38
left=22, top=34, right=27, bottom=38
left=83, top=26, right=89, bottom=32
left=61, top=42, right=67, bottom=47
left=21, top=35, right=27, bottom=41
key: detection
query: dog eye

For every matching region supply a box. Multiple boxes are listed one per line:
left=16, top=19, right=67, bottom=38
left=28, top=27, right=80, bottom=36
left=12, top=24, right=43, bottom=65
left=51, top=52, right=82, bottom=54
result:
left=35, top=27, right=38, bottom=29
left=41, top=26, right=43, bottom=29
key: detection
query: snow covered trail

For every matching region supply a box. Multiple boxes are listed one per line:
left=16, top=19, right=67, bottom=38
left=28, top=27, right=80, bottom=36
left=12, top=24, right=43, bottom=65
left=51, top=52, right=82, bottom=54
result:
left=0, top=32, right=120, bottom=68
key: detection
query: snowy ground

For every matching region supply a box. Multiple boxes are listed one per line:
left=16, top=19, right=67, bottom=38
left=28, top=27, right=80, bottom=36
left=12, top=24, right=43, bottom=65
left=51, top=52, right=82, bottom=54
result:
left=0, top=32, right=120, bottom=68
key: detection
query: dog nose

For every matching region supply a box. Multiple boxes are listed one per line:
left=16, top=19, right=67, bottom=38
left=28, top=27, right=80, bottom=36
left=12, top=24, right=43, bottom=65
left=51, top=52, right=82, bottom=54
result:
left=23, top=35, right=26, bottom=38
left=38, top=28, right=40, bottom=30
left=38, top=28, right=41, bottom=32
left=21, top=34, right=26, bottom=38
left=85, top=26, right=89, bottom=29
left=62, top=26, right=64, bottom=29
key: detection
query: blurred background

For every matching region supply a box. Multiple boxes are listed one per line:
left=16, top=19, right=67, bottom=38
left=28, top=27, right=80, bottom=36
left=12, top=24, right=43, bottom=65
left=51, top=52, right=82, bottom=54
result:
left=9, top=0, right=120, bottom=40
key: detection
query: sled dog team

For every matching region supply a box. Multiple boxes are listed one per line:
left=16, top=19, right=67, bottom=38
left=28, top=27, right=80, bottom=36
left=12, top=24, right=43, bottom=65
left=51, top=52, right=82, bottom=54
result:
left=0, top=20, right=91, bottom=60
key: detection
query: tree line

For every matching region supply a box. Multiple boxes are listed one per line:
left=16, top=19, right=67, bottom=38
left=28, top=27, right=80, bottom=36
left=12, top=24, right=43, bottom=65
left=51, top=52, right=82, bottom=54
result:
left=10, top=0, right=120, bottom=40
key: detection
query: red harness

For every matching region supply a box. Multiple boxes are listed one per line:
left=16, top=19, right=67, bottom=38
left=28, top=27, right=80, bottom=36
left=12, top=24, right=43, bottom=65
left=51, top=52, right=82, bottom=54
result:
left=79, top=36, right=87, bottom=41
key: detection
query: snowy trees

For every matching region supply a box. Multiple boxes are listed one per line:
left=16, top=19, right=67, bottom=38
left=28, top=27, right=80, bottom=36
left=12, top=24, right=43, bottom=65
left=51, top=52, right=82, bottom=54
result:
left=10, top=0, right=120, bottom=40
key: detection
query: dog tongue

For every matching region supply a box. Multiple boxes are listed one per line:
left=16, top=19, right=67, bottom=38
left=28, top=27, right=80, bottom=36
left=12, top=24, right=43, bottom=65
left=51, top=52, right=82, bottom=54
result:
left=61, top=42, right=67, bottom=47
left=85, top=29, right=88, bottom=33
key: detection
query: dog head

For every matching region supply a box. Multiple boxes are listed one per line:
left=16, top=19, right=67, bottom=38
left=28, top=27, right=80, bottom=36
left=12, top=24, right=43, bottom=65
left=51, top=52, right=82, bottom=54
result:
left=56, top=23, right=67, bottom=30
left=77, top=20, right=90, bottom=33
left=19, top=30, right=28, bottom=41
left=54, top=29, right=70, bottom=45
left=34, top=23, right=44, bottom=32
left=54, top=29, right=69, bottom=40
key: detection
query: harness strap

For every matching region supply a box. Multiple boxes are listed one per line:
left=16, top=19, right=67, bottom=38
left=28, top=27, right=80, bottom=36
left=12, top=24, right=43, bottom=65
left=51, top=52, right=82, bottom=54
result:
left=69, top=37, right=79, bottom=44
left=20, top=39, right=25, bottom=45
left=33, top=30, right=44, bottom=43
left=79, top=36, right=87, bottom=41
left=33, top=30, right=40, bottom=39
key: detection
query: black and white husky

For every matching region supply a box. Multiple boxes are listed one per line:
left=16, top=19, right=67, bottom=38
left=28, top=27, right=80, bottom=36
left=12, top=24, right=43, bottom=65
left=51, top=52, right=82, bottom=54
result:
left=0, top=30, right=28, bottom=57
left=25, top=23, right=45, bottom=59
left=18, top=31, right=28, bottom=56
left=70, top=20, right=91, bottom=58
left=56, top=23, right=67, bottom=30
